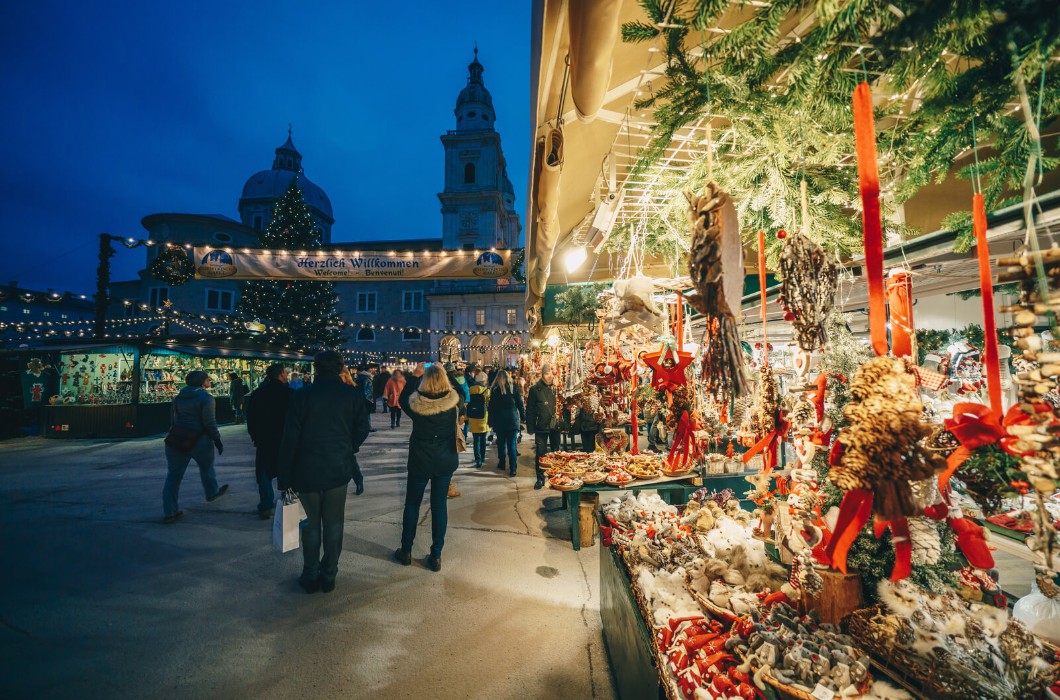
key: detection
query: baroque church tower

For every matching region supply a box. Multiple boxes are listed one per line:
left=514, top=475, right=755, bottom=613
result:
left=438, top=49, right=521, bottom=251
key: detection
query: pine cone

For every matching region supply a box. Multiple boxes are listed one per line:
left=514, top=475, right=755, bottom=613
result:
left=829, top=357, right=944, bottom=519
left=777, top=233, right=838, bottom=352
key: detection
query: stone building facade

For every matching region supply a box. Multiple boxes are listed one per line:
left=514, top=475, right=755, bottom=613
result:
left=111, top=52, right=526, bottom=363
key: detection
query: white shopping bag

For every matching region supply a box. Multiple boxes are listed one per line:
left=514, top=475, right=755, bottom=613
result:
left=272, top=490, right=307, bottom=553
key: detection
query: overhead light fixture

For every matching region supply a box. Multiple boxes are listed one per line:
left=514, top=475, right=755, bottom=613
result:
left=564, top=245, right=588, bottom=272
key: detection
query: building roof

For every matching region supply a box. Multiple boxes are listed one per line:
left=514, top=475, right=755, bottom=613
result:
left=141, top=212, right=259, bottom=233
left=240, top=170, right=333, bottom=222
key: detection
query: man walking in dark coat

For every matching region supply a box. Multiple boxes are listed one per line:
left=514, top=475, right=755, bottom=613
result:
left=525, top=364, right=561, bottom=489
left=278, top=351, right=371, bottom=594
left=245, top=364, right=293, bottom=519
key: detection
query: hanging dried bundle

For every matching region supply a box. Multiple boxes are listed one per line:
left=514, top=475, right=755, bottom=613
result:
left=686, top=182, right=747, bottom=398
left=830, top=356, right=942, bottom=520
left=998, top=257, right=1060, bottom=572
left=777, top=233, right=838, bottom=351
left=755, top=365, right=778, bottom=436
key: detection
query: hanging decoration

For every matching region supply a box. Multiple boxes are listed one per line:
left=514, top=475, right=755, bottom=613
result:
left=149, top=246, right=196, bottom=286
left=640, top=343, right=693, bottom=392
left=995, top=245, right=1060, bottom=585
left=825, top=357, right=944, bottom=579
left=886, top=271, right=916, bottom=359
left=686, top=182, right=747, bottom=399
left=776, top=230, right=837, bottom=352
left=607, top=274, right=664, bottom=332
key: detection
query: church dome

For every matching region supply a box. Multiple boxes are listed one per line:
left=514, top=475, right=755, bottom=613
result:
left=239, top=132, right=333, bottom=228
left=454, top=48, right=495, bottom=131
left=241, top=169, right=333, bottom=221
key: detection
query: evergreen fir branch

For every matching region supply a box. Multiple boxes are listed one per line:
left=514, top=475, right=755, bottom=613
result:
left=622, top=20, right=660, bottom=44
left=619, top=0, right=1059, bottom=263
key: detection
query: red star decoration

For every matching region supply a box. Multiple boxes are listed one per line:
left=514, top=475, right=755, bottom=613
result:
left=640, top=348, right=694, bottom=391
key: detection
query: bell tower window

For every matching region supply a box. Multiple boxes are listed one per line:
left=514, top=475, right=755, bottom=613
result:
left=464, top=163, right=475, bottom=184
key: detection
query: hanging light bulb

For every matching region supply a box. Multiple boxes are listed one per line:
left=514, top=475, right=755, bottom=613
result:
left=564, top=245, right=587, bottom=272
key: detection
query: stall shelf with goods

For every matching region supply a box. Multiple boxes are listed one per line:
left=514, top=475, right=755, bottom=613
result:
left=527, top=0, right=1060, bottom=697
left=8, top=339, right=311, bottom=438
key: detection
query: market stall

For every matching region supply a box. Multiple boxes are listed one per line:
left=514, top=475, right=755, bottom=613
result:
left=528, top=1, right=1060, bottom=698
left=26, top=339, right=311, bottom=438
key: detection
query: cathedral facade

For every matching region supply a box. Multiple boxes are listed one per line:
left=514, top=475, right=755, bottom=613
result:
left=112, top=52, right=526, bottom=365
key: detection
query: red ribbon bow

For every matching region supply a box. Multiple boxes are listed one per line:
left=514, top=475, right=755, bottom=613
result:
left=940, top=403, right=1036, bottom=492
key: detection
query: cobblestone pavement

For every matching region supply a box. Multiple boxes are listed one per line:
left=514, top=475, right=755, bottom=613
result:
left=0, top=414, right=616, bottom=700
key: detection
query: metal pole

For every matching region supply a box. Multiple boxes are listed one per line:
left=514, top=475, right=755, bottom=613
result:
left=94, top=234, right=115, bottom=338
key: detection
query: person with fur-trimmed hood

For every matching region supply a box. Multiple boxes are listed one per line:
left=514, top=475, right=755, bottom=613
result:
left=395, top=363, right=465, bottom=572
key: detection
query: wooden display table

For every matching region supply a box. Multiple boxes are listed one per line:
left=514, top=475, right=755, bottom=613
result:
left=564, top=473, right=755, bottom=550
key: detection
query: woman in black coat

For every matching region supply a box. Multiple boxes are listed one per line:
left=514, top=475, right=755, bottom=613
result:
left=487, top=369, right=525, bottom=476
left=395, top=364, right=464, bottom=572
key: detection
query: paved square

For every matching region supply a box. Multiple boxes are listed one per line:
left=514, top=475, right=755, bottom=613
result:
left=0, top=414, right=615, bottom=699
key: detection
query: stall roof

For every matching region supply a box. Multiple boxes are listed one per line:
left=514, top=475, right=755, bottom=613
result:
left=2, top=336, right=311, bottom=362
left=141, top=339, right=311, bottom=361
left=527, top=1, right=1059, bottom=301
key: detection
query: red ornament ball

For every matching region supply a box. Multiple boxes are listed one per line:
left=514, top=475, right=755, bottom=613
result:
left=783, top=311, right=795, bottom=322
left=777, top=229, right=788, bottom=239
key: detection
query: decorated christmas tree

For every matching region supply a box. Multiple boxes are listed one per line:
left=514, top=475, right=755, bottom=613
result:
left=236, top=177, right=344, bottom=349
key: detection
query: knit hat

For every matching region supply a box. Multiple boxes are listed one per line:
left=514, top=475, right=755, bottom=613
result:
left=185, top=370, right=209, bottom=387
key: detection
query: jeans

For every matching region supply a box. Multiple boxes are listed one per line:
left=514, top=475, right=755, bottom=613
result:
left=298, top=484, right=348, bottom=582
left=257, top=472, right=275, bottom=513
left=389, top=406, right=401, bottom=427
left=581, top=431, right=598, bottom=453
left=496, top=430, right=518, bottom=473
left=401, top=472, right=453, bottom=557
left=534, top=430, right=561, bottom=479
left=163, top=435, right=220, bottom=517
left=472, top=432, right=487, bottom=464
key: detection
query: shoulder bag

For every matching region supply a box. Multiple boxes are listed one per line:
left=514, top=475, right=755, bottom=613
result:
left=164, top=397, right=202, bottom=452
left=455, top=408, right=467, bottom=453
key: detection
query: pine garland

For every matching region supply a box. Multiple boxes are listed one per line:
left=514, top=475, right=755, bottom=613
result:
left=616, top=0, right=1059, bottom=260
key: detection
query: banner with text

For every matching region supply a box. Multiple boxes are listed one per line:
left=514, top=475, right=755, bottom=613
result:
left=193, top=247, right=512, bottom=281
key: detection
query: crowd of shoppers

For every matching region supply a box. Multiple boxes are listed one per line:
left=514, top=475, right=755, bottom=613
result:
left=161, top=354, right=554, bottom=592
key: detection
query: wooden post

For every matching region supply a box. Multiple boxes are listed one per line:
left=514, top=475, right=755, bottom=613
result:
left=578, top=493, right=600, bottom=547
left=801, top=569, right=863, bottom=625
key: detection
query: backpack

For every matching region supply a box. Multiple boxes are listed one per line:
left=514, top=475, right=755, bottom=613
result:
left=467, top=391, right=486, bottom=419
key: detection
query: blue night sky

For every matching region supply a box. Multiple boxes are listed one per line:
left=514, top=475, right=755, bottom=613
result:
left=0, top=1, right=529, bottom=294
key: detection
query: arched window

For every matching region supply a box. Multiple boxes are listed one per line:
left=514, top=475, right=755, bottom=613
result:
left=502, top=335, right=522, bottom=368
left=470, top=334, right=492, bottom=364
left=357, top=328, right=375, bottom=342
left=440, top=335, right=461, bottom=363
left=464, top=163, right=475, bottom=184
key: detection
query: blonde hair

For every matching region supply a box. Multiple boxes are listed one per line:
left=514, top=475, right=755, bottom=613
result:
left=491, top=369, right=512, bottom=395
left=419, top=364, right=452, bottom=395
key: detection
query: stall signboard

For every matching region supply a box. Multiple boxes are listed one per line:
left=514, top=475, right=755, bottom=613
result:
left=193, top=247, right=513, bottom=281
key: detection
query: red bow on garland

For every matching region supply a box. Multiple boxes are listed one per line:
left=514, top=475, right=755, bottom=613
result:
left=741, top=416, right=789, bottom=472
left=940, top=402, right=1041, bottom=491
